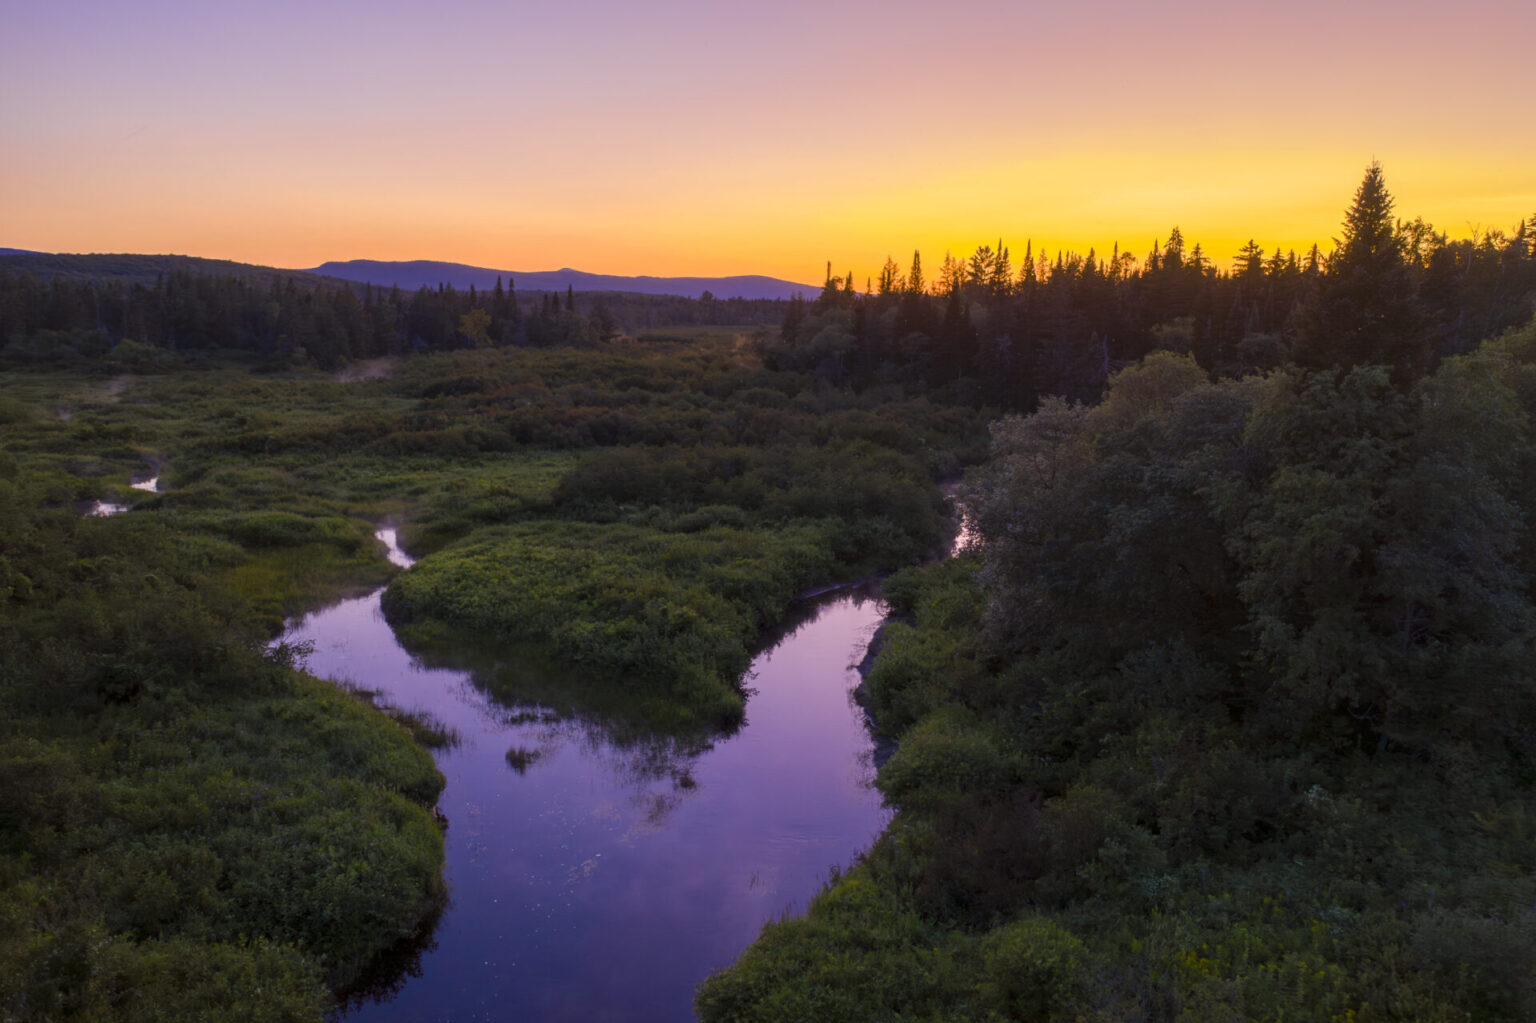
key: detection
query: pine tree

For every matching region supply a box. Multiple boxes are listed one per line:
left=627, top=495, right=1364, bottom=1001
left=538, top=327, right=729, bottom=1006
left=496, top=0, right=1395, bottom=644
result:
left=1234, top=240, right=1265, bottom=280
left=907, top=251, right=925, bottom=296
left=938, top=251, right=965, bottom=295
left=1263, top=246, right=1287, bottom=279
left=1187, top=243, right=1210, bottom=277
left=989, top=239, right=1013, bottom=297
left=1294, top=162, right=1428, bottom=380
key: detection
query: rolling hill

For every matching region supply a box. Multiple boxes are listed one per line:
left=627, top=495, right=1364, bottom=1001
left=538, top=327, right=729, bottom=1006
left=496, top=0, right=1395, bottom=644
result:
left=0, top=250, right=815, bottom=300
left=305, top=260, right=815, bottom=300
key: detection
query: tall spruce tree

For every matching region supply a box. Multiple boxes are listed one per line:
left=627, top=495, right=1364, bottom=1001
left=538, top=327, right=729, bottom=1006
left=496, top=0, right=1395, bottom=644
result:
left=1295, top=162, right=1428, bottom=380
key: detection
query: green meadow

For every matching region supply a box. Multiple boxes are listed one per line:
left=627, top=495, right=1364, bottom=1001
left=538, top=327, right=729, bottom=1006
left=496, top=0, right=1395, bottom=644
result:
left=0, top=330, right=983, bottom=1018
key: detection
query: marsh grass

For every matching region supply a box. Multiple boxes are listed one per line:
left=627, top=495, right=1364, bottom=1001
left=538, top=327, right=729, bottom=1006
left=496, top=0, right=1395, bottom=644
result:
left=0, top=333, right=984, bottom=1019
left=333, top=679, right=462, bottom=751
left=504, top=746, right=543, bottom=773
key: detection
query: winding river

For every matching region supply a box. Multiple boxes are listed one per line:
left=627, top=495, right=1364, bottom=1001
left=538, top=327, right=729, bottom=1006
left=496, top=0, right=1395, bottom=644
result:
left=281, top=529, right=892, bottom=1022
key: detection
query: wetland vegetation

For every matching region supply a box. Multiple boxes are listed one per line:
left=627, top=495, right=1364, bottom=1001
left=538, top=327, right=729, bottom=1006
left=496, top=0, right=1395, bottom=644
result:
left=0, top=321, right=983, bottom=1019
left=4, top=165, right=1536, bottom=1020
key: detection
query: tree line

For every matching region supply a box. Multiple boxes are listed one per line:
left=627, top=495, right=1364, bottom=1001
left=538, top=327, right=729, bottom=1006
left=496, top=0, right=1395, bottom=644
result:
left=0, top=264, right=785, bottom=371
left=769, top=163, right=1535, bottom=406
left=7, top=165, right=1529, bottom=402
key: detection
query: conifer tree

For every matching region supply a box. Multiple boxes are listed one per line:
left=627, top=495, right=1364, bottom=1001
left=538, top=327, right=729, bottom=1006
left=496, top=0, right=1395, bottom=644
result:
left=1263, top=246, right=1287, bottom=279
left=966, top=245, right=995, bottom=292
left=938, top=251, right=965, bottom=295
left=989, top=240, right=1012, bottom=296
left=1162, top=228, right=1185, bottom=272
left=1234, top=240, right=1264, bottom=280
left=1294, top=162, right=1427, bottom=380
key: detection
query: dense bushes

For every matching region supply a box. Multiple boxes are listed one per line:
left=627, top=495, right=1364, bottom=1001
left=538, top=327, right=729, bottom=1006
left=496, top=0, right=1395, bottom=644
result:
left=384, top=522, right=839, bottom=732
left=0, top=445, right=444, bottom=1019
left=702, top=318, right=1536, bottom=1021
left=367, top=340, right=974, bottom=732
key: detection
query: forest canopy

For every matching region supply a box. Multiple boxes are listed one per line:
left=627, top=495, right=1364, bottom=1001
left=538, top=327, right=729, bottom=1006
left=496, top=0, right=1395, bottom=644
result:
left=698, top=167, right=1536, bottom=1020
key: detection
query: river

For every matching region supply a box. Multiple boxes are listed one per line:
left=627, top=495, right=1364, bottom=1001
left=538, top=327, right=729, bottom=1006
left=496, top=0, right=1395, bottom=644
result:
left=280, top=528, right=892, bottom=1022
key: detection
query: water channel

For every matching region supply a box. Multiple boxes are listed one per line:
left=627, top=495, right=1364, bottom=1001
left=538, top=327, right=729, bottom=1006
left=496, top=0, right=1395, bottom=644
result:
left=281, top=528, right=893, bottom=1022
left=85, top=474, right=157, bottom=516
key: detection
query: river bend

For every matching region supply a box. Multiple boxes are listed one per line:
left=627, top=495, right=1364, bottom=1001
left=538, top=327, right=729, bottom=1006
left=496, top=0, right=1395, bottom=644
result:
left=281, top=529, right=890, bottom=1021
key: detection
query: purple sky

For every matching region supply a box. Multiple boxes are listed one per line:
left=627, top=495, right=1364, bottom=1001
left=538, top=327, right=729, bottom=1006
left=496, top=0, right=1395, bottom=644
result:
left=4, top=0, right=1532, bottom=279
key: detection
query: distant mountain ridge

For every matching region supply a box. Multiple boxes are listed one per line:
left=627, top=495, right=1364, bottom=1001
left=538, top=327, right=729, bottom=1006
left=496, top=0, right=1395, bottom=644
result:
left=305, top=259, right=815, bottom=300
left=0, top=251, right=358, bottom=289
left=0, top=249, right=815, bottom=301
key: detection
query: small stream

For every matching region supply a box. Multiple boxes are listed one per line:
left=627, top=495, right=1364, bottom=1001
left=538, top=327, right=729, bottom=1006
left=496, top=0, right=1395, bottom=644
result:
left=85, top=474, right=158, bottom=516
left=281, top=528, right=892, bottom=1022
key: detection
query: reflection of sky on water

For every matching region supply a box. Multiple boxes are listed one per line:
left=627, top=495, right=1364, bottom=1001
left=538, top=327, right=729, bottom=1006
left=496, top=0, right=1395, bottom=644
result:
left=85, top=500, right=129, bottom=517
left=83, top=472, right=160, bottom=517
left=282, top=537, right=890, bottom=1023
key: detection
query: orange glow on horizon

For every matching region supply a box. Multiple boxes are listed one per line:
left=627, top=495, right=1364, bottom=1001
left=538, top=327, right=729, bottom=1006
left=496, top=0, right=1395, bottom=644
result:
left=4, top=1, right=1532, bottom=290
left=9, top=151, right=1529, bottom=291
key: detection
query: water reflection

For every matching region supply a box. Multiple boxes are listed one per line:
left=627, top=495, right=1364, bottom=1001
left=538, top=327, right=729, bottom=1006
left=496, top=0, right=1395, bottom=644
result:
left=82, top=468, right=163, bottom=516
left=376, top=526, right=413, bottom=568
left=85, top=500, right=129, bottom=517
left=396, top=625, right=728, bottom=763
left=283, top=535, right=890, bottom=1022
left=331, top=901, right=445, bottom=1016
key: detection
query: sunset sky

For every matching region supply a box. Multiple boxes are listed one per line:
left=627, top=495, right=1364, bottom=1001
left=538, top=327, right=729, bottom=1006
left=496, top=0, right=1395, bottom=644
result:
left=4, top=0, right=1532, bottom=286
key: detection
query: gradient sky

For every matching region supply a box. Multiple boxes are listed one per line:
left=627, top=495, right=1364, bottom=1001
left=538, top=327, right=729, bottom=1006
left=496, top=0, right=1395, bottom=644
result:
left=4, top=0, right=1533, bottom=285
